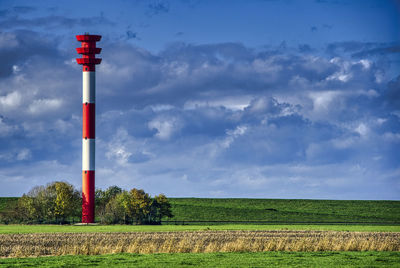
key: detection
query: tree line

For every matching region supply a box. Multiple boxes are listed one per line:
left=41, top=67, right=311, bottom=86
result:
left=0, top=181, right=173, bottom=224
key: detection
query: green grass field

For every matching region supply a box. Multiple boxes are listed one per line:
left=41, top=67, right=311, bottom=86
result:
left=0, top=224, right=399, bottom=234
left=167, top=198, right=400, bottom=224
left=1, top=197, right=399, bottom=266
left=1, top=252, right=399, bottom=267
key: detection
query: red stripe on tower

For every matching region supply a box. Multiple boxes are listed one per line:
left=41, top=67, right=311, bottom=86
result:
left=76, top=33, right=101, bottom=223
left=83, top=103, right=95, bottom=139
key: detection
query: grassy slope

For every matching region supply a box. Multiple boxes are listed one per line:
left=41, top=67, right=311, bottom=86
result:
left=167, top=198, right=400, bottom=224
left=1, top=252, right=400, bottom=267
left=0, top=224, right=399, bottom=234
left=1, top=197, right=399, bottom=224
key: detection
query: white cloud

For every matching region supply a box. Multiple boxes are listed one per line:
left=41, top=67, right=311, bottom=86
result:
left=184, top=96, right=252, bottom=111
left=0, top=148, right=32, bottom=162
left=221, top=125, right=248, bottom=149
left=309, top=91, right=339, bottom=112
left=332, top=137, right=357, bottom=149
left=104, top=128, right=153, bottom=166
left=12, top=65, right=21, bottom=74
left=16, top=149, right=31, bottom=161
left=252, top=58, right=282, bottom=74
left=148, top=117, right=181, bottom=140
left=0, top=91, right=22, bottom=111
left=106, top=146, right=132, bottom=166
left=382, top=132, right=400, bottom=142
left=105, top=128, right=133, bottom=166
left=28, top=98, right=63, bottom=115
left=150, top=104, right=175, bottom=112
left=327, top=57, right=352, bottom=82
left=365, top=89, right=379, bottom=97
left=54, top=118, right=77, bottom=134
left=248, top=97, right=271, bottom=113
left=162, top=61, right=189, bottom=78
left=98, top=60, right=133, bottom=78
left=355, top=123, right=369, bottom=137
left=359, top=59, right=371, bottom=70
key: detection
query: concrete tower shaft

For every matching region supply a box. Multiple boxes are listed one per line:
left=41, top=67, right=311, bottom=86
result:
left=76, top=34, right=101, bottom=223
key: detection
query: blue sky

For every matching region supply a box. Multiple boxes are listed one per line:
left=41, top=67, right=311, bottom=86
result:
left=0, top=0, right=399, bottom=199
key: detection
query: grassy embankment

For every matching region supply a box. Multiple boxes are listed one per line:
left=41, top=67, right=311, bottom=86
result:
left=1, top=197, right=399, bottom=233
left=2, top=197, right=400, bottom=225
left=1, top=252, right=400, bottom=267
left=167, top=198, right=400, bottom=224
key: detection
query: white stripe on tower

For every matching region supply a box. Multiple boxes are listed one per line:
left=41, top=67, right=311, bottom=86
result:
left=82, top=71, right=95, bottom=171
left=83, top=72, right=95, bottom=103
left=82, top=138, right=95, bottom=170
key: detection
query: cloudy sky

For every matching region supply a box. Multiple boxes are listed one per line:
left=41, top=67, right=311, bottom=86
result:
left=0, top=0, right=399, bottom=199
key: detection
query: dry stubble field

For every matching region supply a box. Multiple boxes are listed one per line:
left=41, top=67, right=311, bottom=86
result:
left=1, top=230, right=399, bottom=258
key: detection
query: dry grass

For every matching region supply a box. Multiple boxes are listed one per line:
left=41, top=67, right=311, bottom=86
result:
left=0, top=230, right=399, bottom=258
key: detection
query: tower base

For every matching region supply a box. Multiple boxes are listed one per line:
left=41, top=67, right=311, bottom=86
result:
left=82, top=170, right=95, bottom=223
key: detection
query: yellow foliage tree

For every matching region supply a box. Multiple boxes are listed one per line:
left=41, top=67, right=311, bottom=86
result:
left=54, top=182, right=80, bottom=222
left=128, top=188, right=152, bottom=224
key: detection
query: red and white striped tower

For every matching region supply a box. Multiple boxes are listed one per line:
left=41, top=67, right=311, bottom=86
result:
left=76, top=34, right=102, bottom=223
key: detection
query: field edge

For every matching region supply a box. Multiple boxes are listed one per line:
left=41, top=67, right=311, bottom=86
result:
left=1, top=251, right=400, bottom=267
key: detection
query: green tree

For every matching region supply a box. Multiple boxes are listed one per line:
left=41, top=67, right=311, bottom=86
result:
left=151, top=194, right=173, bottom=223
left=104, top=189, right=174, bottom=225
left=17, top=185, right=52, bottom=223
left=96, top=186, right=123, bottom=223
left=103, top=194, right=126, bottom=224
left=104, top=186, right=123, bottom=199
left=15, top=194, right=36, bottom=222
left=16, top=181, right=80, bottom=223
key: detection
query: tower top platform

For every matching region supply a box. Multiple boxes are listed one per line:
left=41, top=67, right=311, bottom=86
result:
left=76, top=34, right=102, bottom=72
left=76, top=34, right=102, bottom=42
